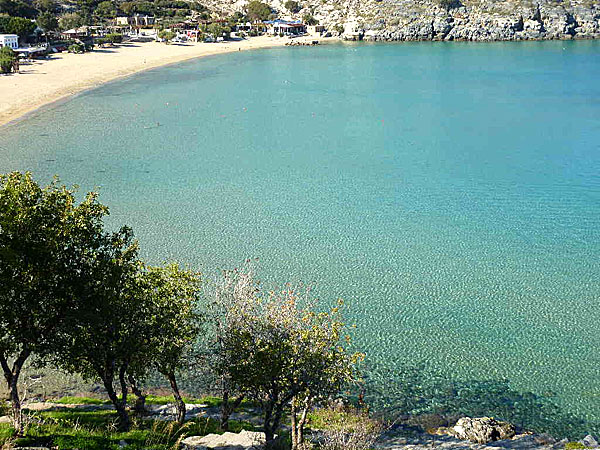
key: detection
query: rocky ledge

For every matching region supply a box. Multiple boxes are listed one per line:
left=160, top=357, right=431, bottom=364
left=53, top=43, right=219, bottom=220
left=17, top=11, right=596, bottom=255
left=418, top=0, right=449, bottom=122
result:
left=340, top=0, right=600, bottom=42
left=200, top=0, right=599, bottom=42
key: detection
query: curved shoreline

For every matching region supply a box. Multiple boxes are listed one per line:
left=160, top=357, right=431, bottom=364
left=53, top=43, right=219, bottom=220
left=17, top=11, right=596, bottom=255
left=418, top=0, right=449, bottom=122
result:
left=0, top=36, right=328, bottom=129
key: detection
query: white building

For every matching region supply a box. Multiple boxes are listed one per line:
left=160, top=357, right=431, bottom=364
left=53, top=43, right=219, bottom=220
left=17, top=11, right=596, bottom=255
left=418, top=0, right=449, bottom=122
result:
left=0, top=34, right=19, bottom=50
left=115, top=15, right=156, bottom=27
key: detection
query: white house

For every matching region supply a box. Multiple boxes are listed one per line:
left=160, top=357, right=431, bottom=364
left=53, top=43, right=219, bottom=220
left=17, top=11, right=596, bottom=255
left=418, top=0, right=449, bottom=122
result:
left=0, top=34, right=19, bottom=50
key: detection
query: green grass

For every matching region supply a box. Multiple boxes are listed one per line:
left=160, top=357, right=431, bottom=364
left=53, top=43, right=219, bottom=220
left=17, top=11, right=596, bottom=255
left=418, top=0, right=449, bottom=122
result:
left=144, top=394, right=220, bottom=406
left=306, top=406, right=379, bottom=433
left=48, top=394, right=258, bottom=412
left=52, top=396, right=110, bottom=405
left=48, top=394, right=222, bottom=407
left=565, top=443, right=590, bottom=450
left=0, top=409, right=258, bottom=450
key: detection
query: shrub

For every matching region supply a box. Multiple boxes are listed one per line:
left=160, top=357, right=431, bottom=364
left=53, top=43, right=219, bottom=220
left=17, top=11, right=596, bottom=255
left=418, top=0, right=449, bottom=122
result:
left=106, top=32, right=122, bottom=44
left=565, top=444, right=588, bottom=450
left=316, top=406, right=383, bottom=450
left=246, top=0, right=271, bottom=21
left=67, top=43, right=85, bottom=53
left=284, top=0, right=301, bottom=12
left=302, top=14, right=318, bottom=25
left=438, top=0, right=461, bottom=10
left=0, top=46, right=15, bottom=58
left=158, top=30, right=176, bottom=43
left=0, top=56, right=14, bottom=73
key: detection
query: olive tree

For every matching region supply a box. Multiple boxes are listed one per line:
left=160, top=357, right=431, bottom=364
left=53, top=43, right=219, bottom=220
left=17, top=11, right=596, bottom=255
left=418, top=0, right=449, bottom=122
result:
left=142, top=263, right=203, bottom=424
left=0, top=172, right=112, bottom=434
left=216, top=268, right=362, bottom=449
left=54, top=228, right=147, bottom=431
left=205, top=267, right=260, bottom=431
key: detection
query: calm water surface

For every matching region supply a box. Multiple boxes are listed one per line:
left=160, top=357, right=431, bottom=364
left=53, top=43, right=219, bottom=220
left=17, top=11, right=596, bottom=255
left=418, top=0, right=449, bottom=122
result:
left=2, top=40, right=600, bottom=433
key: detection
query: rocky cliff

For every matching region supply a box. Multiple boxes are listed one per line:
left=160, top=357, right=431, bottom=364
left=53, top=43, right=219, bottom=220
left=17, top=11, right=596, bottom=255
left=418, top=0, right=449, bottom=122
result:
left=205, top=0, right=599, bottom=42
left=349, top=0, right=600, bottom=41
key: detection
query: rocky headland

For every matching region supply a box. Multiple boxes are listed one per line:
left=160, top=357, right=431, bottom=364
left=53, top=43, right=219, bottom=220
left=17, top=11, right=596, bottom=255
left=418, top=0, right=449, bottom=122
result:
left=207, top=0, right=600, bottom=42
left=345, top=0, right=600, bottom=42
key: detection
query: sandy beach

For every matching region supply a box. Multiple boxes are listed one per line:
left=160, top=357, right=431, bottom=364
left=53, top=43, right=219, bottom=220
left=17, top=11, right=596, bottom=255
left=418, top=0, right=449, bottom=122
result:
left=0, top=35, right=316, bottom=127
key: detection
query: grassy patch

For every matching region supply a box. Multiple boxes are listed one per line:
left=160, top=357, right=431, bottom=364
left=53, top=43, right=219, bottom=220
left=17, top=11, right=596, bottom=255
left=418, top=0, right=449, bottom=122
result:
left=307, top=406, right=379, bottom=433
left=0, top=409, right=258, bottom=450
left=144, top=394, right=219, bottom=406
left=565, top=443, right=590, bottom=450
left=51, top=396, right=110, bottom=405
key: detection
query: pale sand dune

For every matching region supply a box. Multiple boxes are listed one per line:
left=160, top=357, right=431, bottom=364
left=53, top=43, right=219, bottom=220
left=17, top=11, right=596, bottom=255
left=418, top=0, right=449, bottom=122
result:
left=0, top=36, right=319, bottom=127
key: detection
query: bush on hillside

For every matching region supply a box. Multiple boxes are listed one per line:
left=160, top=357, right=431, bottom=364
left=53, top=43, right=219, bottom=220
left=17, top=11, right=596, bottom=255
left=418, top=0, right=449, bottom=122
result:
left=302, top=14, right=318, bottom=25
left=246, top=0, right=271, bottom=21
left=284, top=0, right=301, bottom=13
left=438, top=0, right=461, bottom=10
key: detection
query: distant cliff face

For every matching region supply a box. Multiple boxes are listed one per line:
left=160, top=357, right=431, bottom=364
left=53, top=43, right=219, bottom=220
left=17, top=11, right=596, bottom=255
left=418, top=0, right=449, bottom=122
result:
left=350, top=0, right=600, bottom=41
left=204, top=0, right=600, bottom=41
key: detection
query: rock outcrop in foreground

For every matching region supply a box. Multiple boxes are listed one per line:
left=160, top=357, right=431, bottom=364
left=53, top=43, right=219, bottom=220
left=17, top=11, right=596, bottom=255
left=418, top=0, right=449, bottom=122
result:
left=181, top=430, right=269, bottom=449
left=450, top=417, right=516, bottom=443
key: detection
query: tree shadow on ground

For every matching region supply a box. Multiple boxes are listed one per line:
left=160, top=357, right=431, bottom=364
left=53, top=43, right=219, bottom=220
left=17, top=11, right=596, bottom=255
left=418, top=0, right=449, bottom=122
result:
left=359, top=363, right=599, bottom=440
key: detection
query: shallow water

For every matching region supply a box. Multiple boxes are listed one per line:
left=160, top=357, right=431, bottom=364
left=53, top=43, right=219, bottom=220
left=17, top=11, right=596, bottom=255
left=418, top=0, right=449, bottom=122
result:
left=2, top=40, right=600, bottom=435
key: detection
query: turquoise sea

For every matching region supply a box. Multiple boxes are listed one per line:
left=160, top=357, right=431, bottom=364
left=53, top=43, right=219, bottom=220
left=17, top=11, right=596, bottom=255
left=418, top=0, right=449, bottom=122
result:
left=1, top=40, right=600, bottom=436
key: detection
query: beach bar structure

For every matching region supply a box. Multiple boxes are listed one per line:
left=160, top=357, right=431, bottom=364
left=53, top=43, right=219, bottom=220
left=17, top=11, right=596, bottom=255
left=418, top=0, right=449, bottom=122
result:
left=266, top=20, right=307, bottom=36
left=115, top=15, right=156, bottom=27
left=0, top=34, right=19, bottom=50
left=60, top=26, right=90, bottom=39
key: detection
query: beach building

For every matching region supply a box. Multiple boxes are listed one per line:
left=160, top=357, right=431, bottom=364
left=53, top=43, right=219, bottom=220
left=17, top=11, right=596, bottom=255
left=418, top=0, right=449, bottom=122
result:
left=236, top=22, right=253, bottom=32
left=0, top=34, right=19, bottom=50
left=115, top=15, right=155, bottom=27
left=266, top=20, right=306, bottom=36
left=342, top=20, right=363, bottom=40
left=61, top=26, right=90, bottom=39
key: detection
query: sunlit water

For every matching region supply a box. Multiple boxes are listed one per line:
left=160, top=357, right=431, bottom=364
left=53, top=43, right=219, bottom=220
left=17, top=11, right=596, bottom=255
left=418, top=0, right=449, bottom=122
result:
left=2, top=40, right=600, bottom=436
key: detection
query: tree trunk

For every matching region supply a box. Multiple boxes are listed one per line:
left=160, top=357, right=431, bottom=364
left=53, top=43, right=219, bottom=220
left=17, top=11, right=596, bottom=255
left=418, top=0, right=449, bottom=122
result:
left=221, top=389, right=230, bottom=431
left=291, top=402, right=298, bottom=450
left=263, top=401, right=275, bottom=446
left=297, top=403, right=309, bottom=448
left=9, top=373, right=23, bottom=435
left=102, top=375, right=130, bottom=431
left=166, top=372, right=186, bottom=424
left=1, top=349, right=31, bottom=436
left=291, top=396, right=311, bottom=449
left=220, top=390, right=245, bottom=431
left=264, top=402, right=285, bottom=449
left=128, top=375, right=146, bottom=415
